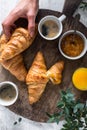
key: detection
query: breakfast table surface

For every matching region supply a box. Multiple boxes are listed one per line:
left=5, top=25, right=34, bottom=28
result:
left=0, top=0, right=87, bottom=130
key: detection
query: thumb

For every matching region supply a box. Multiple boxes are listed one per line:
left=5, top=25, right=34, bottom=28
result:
left=28, top=15, right=35, bottom=37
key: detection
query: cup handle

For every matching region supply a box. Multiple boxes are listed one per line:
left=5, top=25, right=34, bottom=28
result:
left=0, top=82, right=3, bottom=85
left=0, top=81, right=6, bottom=86
left=58, top=14, right=66, bottom=22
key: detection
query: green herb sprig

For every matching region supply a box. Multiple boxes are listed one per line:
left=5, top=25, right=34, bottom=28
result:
left=47, top=89, right=87, bottom=130
left=80, top=2, right=87, bottom=10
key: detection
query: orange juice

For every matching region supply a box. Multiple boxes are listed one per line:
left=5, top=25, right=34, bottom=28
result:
left=72, top=68, right=87, bottom=91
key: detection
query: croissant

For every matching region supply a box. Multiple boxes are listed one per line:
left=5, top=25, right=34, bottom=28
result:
left=26, top=51, right=48, bottom=104
left=0, top=34, right=27, bottom=82
left=1, top=55, right=27, bottom=82
left=46, top=61, right=64, bottom=84
left=0, top=25, right=38, bottom=60
left=0, top=34, right=7, bottom=53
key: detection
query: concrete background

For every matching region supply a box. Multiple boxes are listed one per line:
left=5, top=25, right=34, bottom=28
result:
left=0, top=0, right=87, bottom=129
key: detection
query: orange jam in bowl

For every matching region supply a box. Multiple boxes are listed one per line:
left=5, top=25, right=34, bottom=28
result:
left=58, top=30, right=87, bottom=60
left=61, top=33, right=84, bottom=57
left=72, top=68, right=87, bottom=91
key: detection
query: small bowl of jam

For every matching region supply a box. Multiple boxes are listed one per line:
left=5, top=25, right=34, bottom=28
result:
left=58, top=30, right=87, bottom=60
left=0, top=81, right=18, bottom=106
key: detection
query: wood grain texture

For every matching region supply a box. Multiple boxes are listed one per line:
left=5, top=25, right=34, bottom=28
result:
left=63, top=0, right=82, bottom=16
left=0, top=9, right=87, bottom=122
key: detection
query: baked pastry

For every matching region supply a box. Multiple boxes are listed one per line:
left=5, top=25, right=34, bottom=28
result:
left=1, top=54, right=27, bottom=82
left=46, top=61, right=64, bottom=84
left=0, top=34, right=7, bottom=52
left=0, top=25, right=38, bottom=60
left=0, top=34, right=27, bottom=82
left=26, top=51, right=48, bottom=104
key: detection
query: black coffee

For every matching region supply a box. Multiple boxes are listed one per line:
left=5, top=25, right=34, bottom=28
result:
left=41, top=20, right=59, bottom=38
left=0, top=85, right=16, bottom=101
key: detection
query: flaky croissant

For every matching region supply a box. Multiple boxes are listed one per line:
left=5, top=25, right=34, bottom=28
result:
left=0, top=34, right=8, bottom=53
left=1, top=54, right=27, bottom=82
left=0, top=25, right=38, bottom=60
left=26, top=51, right=48, bottom=104
left=0, top=34, right=27, bottom=82
left=46, top=61, right=64, bottom=84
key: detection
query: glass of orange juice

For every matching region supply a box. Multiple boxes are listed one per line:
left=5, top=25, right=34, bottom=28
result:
left=72, top=68, right=87, bottom=91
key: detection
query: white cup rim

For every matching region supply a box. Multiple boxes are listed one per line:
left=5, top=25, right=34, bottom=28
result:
left=0, top=81, right=18, bottom=106
left=38, top=15, right=63, bottom=40
left=58, top=30, right=87, bottom=60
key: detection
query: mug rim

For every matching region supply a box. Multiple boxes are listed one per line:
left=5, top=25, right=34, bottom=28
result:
left=38, top=15, right=63, bottom=40
left=58, top=30, right=87, bottom=60
left=0, top=81, right=18, bottom=106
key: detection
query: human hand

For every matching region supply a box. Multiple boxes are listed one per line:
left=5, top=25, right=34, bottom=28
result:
left=2, top=0, right=39, bottom=39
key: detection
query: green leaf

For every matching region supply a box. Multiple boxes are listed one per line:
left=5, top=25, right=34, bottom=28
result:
left=46, top=112, right=52, bottom=118
left=66, top=93, right=74, bottom=100
left=57, top=101, right=65, bottom=108
left=80, top=2, right=87, bottom=10
left=60, top=90, right=66, bottom=97
left=47, top=117, right=55, bottom=123
left=54, top=117, right=60, bottom=124
left=73, top=103, right=84, bottom=113
left=64, top=107, right=69, bottom=115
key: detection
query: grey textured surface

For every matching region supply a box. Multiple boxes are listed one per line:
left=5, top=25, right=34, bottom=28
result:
left=0, top=0, right=87, bottom=129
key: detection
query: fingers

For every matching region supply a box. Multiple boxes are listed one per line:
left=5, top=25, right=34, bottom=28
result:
left=2, top=11, right=20, bottom=39
left=2, top=24, right=11, bottom=40
left=27, top=15, right=35, bottom=37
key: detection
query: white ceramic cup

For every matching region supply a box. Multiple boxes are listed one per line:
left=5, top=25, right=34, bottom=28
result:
left=58, top=30, right=87, bottom=60
left=0, top=81, right=18, bottom=106
left=38, top=14, right=66, bottom=40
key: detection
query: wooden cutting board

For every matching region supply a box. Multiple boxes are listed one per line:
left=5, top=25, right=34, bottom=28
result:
left=0, top=9, right=87, bottom=122
left=63, top=0, right=82, bottom=16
